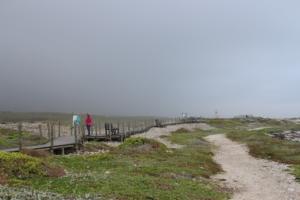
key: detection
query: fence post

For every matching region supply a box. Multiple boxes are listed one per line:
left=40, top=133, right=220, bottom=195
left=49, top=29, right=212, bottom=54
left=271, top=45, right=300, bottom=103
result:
left=81, top=125, right=84, bottom=142
left=18, top=123, right=22, bottom=151
left=50, top=123, right=54, bottom=153
left=74, top=125, right=78, bottom=152
left=122, top=121, right=125, bottom=138
left=58, top=121, right=61, bottom=137
left=47, top=122, right=50, bottom=140
left=109, top=123, right=112, bottom=141
left=38, top=124, right=42, bottom=137
left=95, top=123, right=98, bottom=136
left=78, top=124, right=81, bottom=138
left=128, top=122, right=131, bottom=135
left=70, top=125, right=73, bottom=136
left=98, top=122, right=101, bottom=135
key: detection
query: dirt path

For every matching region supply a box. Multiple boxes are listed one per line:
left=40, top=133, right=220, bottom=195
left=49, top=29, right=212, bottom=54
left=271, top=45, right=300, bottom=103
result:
left=205, top=134, right=300, bottom=200
left=133, top=123, right=214, bottom=149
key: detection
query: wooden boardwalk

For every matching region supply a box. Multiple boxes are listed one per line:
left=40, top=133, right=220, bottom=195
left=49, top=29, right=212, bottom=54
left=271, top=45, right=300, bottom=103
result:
left=0, top=119, right=203, bottom=153
left=2, top=136, right=76, bottom=152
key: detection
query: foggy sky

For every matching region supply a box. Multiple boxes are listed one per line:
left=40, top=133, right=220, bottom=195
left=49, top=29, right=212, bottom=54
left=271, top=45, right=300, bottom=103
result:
left=1, top=0, right=300, bottom=118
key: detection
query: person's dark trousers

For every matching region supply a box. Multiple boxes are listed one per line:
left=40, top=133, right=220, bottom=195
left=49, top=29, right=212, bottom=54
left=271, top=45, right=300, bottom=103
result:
left=86, top=125, right=91, bottom=135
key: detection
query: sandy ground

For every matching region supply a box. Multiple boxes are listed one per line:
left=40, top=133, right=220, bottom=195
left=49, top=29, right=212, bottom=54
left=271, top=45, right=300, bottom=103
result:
left=206, top=134, right=300, bottom=200
left=133, top=123, right=214, bottom=148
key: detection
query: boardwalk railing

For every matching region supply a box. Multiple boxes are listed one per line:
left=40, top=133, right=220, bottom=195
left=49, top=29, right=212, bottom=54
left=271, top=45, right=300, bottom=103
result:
left=2, top=117, right=203, bottom=153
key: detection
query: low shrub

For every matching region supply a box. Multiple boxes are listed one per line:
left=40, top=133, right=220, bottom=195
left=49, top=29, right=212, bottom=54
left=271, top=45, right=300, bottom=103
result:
left=120, top=137, right=166, bottom=150
left=0, top=152, right=45, bottom=179
left=0, top=152, right=65, bottom=182
left=118, top=138, right=167, bottom=155
left=172, top=128, right=190, bottom=133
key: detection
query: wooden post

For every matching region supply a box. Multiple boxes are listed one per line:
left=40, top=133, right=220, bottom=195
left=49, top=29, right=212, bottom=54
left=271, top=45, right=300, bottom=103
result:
left=50, top=123, right=54, bottom=153
left=18, top=123, right=22, bottom=151
left=58, top=121, right=61, bottom=137
left=133, top=121, right=135, bottom=132
left=70, top=125, right=73, bottom=136
left=38, top=124, right=42, bottom=137
left=128, top=122, right=131, bottom=134
left=78, top=124, right=81, bottom=138
left=122, top=121, right=125, bottom=137
left=47, top=122, right=50, bottom=139
left=52, top=123, right=55, bottom=149
left=98, top=122, right=101, bottom=136
left=109, top=123, right=112, bottom=141
left=95, top=123, right=98, bottom=136
left=74, top=125, right=78, bottom=152
left=82, top=125, right=85, bottom=140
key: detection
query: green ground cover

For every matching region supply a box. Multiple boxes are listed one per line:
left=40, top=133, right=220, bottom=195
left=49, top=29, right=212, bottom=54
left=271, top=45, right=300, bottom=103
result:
left=4, top=129, right=229, bottom=200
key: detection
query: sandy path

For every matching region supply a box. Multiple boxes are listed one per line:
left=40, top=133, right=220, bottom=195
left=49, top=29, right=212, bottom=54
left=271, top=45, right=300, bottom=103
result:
left=133, top=123, right=214, bottom=149
left=205, top=134, right=300, bottom=200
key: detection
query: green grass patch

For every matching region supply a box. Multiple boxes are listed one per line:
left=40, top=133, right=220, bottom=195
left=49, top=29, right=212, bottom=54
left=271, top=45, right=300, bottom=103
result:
left=227, top=129, right=300, bottom=165
left=293, top=165, right=300, bottom=181
left=207, top=119, right=246, bottom=129
left=21, top=130, right=229, bottom=199
left=167, top=128, right=212, bottom=146
left=207, top=118, right=299, bottom=131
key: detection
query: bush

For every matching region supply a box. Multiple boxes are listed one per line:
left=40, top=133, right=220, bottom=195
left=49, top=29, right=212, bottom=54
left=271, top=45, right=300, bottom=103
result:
left=121, top=137, right=145, bottom=147
left=172, top=128, right=190, bottom=133
left=0, top=152, right=65, bottom=181
left=0, top=152, right=45, bottom=179
left=119, top=137, right=166, bottom=152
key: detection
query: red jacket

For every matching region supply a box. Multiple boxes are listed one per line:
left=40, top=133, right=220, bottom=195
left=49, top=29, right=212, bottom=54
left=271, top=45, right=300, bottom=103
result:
left=85, top=116, right=93, bottom=126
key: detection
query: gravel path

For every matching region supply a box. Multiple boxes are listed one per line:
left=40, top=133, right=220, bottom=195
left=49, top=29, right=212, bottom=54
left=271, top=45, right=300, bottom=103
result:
left=205, top=134, right=300, bottom=200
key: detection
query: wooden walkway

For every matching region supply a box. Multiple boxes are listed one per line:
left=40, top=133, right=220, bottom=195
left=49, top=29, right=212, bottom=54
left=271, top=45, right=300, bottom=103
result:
left=0, top=119, right=202, bottom=153
left=2, top=136, right=76, bottom=152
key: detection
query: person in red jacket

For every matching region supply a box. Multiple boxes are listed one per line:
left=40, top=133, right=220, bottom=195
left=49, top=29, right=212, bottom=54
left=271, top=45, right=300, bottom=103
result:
left=85, top=114, right=93, bottom=136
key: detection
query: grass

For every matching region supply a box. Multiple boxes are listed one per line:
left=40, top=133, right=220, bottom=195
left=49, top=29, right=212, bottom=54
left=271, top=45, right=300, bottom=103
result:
left=0, top=128, right=48, bottom=149
left=7, top=130, right=229, bottom=200
left=166, top=128, right=213, bottom=146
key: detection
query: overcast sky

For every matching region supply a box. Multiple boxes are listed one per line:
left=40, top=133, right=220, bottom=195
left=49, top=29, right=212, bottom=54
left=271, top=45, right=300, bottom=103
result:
left=1, top=0, right=300, bottom=118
